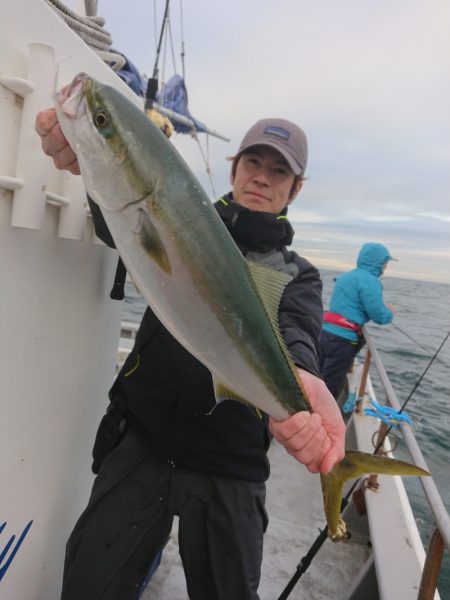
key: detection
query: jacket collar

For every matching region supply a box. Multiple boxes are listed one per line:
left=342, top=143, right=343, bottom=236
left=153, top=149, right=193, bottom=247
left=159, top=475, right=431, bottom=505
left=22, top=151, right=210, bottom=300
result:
left=214, top=193, right=295, bottom=254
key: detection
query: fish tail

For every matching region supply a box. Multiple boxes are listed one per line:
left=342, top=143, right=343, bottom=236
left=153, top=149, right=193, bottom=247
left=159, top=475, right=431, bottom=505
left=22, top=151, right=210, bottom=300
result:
left=321, top=450, right=430, bottom=541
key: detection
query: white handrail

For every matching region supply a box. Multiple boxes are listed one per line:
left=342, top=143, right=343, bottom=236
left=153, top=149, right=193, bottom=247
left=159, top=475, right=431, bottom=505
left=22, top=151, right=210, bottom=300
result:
left=362, top=325, right=450, bottom=552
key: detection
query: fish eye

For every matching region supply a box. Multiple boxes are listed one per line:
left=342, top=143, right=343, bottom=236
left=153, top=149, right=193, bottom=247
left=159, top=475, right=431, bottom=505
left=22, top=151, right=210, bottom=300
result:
left=94, top=108, right=110, bottom=128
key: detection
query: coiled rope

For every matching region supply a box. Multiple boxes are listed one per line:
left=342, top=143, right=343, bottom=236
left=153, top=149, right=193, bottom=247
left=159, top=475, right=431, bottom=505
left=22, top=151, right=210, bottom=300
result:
left=44, top=0, right=112, bottom=50
left=43, top=0, right=125, bottom=69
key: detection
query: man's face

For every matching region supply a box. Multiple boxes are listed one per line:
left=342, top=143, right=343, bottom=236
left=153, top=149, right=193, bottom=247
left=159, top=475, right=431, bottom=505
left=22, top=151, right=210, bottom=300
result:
left=230, top=146, right=302, bottom=214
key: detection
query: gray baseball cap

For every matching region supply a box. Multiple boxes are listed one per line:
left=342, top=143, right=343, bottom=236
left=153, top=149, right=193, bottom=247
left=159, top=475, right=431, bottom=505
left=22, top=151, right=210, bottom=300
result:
left=237, top=118, right=308, bottom=175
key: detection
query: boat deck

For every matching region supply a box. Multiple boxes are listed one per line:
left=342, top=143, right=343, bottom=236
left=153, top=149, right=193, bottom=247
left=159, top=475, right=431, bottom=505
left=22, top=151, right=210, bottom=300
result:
left=141, top=440, right=371, bottom=600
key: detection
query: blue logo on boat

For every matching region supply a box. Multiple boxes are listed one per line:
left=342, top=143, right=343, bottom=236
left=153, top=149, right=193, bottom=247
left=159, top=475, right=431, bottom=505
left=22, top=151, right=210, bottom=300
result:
left=263, top=126, right=290, bottom=141
left=0, top=520, right=33, bottom=582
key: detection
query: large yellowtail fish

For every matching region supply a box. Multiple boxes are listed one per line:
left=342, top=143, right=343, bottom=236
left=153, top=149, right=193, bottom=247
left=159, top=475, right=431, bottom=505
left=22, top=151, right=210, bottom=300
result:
left=55, top=74, right=429, bottom=540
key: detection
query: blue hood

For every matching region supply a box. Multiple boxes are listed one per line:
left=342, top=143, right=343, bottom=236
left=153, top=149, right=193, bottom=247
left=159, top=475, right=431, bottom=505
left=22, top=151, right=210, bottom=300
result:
left=356, top=243, right=394, bottom=277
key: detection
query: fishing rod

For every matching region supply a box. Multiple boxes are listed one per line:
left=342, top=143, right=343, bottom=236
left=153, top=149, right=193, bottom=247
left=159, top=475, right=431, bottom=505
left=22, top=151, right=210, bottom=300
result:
left=145, top=0, right=171, bottom=110
left=277, top=328, right=450, bottom=600
left=152, top=0, right=170, bottom=80
left=372, top=327, right=450, bottom=453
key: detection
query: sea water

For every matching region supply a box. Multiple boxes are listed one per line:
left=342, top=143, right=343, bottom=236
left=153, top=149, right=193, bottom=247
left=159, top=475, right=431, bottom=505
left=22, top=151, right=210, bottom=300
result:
left=122, top=269, right=450, bottom=596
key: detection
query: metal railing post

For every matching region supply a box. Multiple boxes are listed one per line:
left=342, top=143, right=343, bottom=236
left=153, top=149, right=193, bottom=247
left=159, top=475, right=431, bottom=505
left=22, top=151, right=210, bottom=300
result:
left=356, top=348, right=371, bottom=413
left=417, top=527, right=445, bottom=600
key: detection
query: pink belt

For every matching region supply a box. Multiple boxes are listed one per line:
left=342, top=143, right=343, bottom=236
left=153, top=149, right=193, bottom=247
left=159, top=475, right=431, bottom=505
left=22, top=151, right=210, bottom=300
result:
left=324, top=311, right=362, bottom=334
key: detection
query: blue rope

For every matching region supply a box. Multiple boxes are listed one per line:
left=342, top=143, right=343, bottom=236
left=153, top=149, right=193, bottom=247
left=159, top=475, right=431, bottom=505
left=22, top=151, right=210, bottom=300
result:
left=342, top=391, right=357, bottom=413
left=364, top=398, right=413, bottom=427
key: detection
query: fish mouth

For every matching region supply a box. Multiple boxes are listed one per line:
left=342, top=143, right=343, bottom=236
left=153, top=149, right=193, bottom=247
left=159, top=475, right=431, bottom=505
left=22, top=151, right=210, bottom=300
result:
left=55, top=72, right=91, bottom=119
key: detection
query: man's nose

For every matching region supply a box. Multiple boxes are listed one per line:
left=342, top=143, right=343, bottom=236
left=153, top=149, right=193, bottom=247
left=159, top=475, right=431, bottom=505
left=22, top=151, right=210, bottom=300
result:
left=252, top=168, right=270, bottom=185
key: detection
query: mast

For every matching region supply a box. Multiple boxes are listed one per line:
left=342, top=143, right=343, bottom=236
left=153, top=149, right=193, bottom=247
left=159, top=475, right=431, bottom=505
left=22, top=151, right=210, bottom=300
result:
left=84, top=0, right=98, bottom=17
left=145, top=0, right=229, bottom=142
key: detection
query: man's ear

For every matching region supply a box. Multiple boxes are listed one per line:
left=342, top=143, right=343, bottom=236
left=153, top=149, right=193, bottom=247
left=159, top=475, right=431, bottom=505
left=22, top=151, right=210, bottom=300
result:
left=288, top=180, right=303, bottom=204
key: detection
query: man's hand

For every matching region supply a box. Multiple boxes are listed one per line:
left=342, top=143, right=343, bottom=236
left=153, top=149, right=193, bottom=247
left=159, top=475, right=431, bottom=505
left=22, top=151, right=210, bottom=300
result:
left=35, top=108, right=80, bottom=175
left=269, top=368, right=346, bottom=474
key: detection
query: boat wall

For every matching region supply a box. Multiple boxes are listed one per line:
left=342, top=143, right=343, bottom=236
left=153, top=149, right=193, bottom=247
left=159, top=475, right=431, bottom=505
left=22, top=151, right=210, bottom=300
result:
left=0, top=2, right=144, bottom=598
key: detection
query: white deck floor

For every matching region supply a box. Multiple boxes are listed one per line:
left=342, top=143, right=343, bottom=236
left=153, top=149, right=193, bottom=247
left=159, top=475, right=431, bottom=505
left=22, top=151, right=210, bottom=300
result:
left=141, top=440, right=371, bottom=600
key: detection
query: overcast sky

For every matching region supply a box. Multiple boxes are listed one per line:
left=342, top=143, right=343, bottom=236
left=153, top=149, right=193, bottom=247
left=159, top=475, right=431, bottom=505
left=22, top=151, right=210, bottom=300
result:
left=75, top=0, right=449, bottom=283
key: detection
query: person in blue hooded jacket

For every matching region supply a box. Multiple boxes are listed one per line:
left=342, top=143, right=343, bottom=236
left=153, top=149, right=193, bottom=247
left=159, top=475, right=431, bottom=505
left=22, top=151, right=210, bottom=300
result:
left=320, top=242, right=396, bottom=402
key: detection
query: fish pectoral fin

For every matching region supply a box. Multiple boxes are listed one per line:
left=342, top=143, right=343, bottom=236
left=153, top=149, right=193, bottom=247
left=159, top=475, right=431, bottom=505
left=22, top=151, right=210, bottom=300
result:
left=212, top=377, right=250, bottom=405
left=321, top=450, right=430, bottom=542
left=136, top=208, right=171, bottom=274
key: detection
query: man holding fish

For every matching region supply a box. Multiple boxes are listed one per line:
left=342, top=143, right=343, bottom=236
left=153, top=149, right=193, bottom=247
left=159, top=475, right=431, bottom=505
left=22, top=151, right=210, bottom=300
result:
left=35, top=87, right=347, bottom=600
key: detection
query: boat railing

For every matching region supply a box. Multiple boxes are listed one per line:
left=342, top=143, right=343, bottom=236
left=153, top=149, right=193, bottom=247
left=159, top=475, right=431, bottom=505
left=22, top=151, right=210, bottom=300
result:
left=120, top=320, right=140, bottom=340
left=359, top=326, right=450, bottom=597
left=117, top=321, right=140, bottom=372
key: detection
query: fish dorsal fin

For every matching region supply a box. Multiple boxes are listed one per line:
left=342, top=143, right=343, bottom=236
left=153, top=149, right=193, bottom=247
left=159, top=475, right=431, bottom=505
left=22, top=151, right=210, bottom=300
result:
left=246, top=261, right=296, bottom=371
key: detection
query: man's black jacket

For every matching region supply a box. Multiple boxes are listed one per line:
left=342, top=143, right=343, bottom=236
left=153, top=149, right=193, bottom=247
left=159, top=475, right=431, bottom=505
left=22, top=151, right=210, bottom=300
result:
left=89, top=194, right=323, bottom=482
